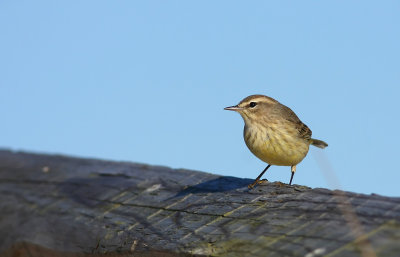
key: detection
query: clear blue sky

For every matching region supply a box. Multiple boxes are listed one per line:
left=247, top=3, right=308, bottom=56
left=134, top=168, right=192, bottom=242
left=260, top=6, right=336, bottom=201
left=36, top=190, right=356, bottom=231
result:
left=1, top=1, right=399, bottom=196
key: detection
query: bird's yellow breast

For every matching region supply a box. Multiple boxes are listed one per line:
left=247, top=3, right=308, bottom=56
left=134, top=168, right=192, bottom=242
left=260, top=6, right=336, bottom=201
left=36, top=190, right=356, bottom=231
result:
left=244, top=124, right=310, bottom=166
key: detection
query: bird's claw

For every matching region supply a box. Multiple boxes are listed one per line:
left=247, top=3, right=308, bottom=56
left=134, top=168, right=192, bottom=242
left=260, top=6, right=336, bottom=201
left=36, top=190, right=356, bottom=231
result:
left=248, top=179, right=269, bottom=189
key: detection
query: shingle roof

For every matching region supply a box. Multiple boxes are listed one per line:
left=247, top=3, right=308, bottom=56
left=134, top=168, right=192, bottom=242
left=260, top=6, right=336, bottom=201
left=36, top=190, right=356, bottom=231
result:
left=0, top=150, right=399, bottom=257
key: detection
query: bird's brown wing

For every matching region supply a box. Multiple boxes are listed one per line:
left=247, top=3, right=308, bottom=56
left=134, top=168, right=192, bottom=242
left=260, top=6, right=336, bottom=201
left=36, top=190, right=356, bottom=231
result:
left=277, top=105, right=312, bottom=141
left=296, top=121, right=312, bottom=141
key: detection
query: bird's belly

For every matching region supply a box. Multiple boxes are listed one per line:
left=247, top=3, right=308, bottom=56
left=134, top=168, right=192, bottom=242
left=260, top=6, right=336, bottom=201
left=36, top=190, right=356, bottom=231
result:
left=244, top=129, right=309, bottom=166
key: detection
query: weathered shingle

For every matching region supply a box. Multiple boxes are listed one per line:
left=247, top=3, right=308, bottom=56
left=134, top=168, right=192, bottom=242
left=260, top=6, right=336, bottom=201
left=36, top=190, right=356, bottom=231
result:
left=0, top=150, right=399, bottom=257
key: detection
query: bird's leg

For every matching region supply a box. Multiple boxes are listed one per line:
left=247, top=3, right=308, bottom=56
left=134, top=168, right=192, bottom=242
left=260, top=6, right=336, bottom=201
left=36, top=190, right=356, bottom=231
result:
left=289, top=165, right=296, bottom=185
left=248, top=164, right=271, bottom=189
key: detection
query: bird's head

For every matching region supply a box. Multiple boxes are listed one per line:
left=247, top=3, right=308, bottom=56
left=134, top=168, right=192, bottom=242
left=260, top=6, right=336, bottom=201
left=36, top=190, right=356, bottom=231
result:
left=224, top=94, right=277, bottom=122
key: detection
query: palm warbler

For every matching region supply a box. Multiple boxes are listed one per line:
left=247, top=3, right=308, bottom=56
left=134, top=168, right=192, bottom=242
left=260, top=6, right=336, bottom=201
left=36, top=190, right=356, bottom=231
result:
left=225, top=94, right=327, bottom=188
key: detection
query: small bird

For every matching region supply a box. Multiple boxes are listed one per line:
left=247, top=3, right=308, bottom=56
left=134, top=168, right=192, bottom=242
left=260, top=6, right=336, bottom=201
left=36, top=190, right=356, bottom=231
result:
left=224, top=94, right=327, bottom=188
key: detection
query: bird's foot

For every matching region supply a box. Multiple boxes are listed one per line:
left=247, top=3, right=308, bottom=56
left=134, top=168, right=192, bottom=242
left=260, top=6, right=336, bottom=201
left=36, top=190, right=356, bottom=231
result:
left=248, top=179, right=269, bottom=189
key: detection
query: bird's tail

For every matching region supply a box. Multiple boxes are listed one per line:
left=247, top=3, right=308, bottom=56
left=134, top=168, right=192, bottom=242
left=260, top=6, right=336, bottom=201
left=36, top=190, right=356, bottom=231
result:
left=311, top=138, right=328, bottom=149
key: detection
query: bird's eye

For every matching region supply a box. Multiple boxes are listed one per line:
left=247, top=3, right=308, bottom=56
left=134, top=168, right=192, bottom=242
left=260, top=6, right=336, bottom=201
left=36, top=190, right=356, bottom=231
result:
left=249, top=102, right=257, bottom=108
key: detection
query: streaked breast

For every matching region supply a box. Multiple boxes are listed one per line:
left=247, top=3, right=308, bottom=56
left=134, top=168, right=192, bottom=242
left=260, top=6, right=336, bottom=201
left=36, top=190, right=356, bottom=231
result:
left=243, top=123, right=309, bottom=166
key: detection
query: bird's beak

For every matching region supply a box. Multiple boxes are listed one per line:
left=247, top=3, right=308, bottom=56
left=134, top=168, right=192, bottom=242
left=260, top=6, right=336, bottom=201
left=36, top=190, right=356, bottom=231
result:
left=224, top=105, right=243, bottom=111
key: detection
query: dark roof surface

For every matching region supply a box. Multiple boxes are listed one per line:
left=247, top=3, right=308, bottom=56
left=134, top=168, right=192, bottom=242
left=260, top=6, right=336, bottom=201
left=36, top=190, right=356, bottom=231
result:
left=0, top=150, right=399, bottom=257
